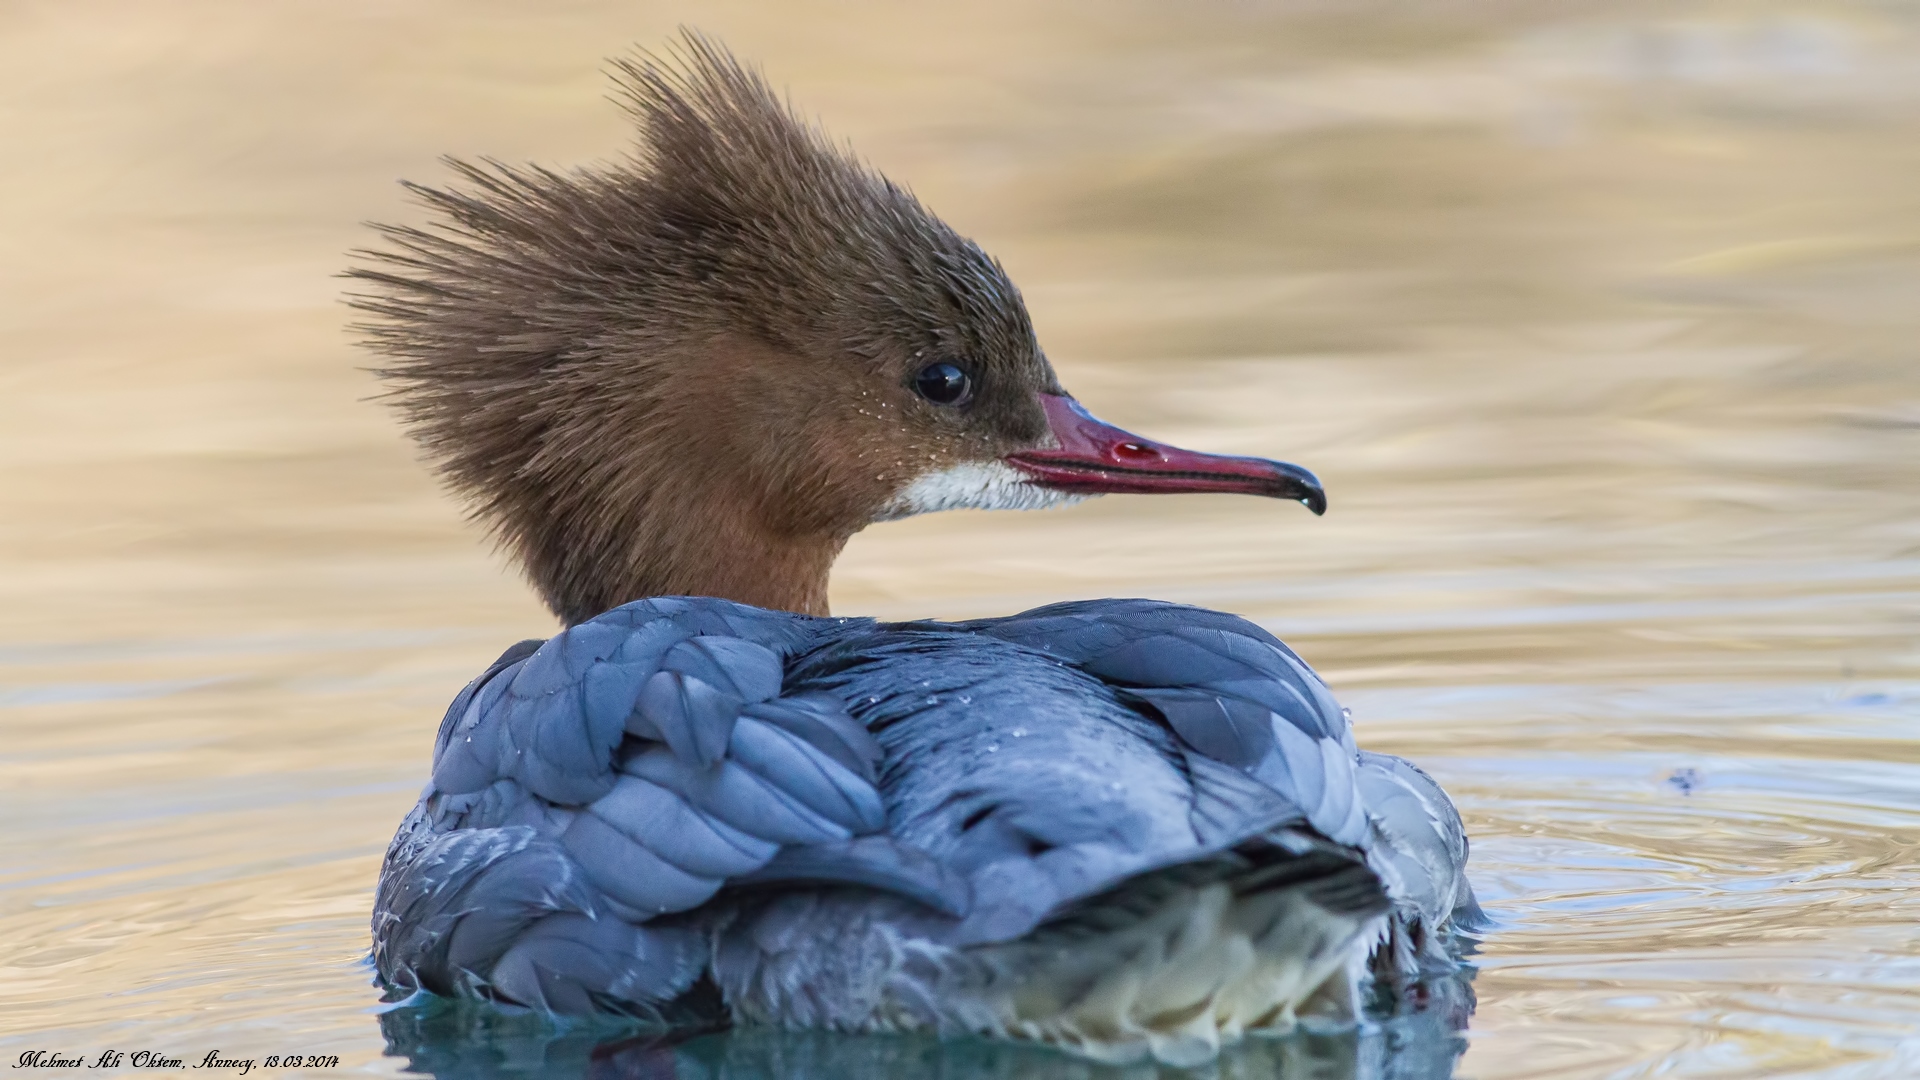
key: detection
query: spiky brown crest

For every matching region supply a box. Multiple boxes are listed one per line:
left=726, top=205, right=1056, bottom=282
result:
left=349, top=34, right=1056, bottom=624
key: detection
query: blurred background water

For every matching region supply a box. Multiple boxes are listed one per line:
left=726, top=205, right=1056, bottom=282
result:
left=2, top=2, right=1918, bottom=1077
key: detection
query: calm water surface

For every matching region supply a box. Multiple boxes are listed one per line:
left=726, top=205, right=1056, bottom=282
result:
left=2, top=3, right=1917, bottom=1077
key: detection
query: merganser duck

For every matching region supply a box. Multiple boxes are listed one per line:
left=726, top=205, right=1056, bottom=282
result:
left=354, top=37, right=1477, bottom=1066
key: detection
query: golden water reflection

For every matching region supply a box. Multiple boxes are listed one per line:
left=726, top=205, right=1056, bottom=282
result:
left=2, top=2, right=1917, bottom=1077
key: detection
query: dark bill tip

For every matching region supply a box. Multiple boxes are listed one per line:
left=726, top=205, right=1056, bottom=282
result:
left=1005, top=394, right=1327, bottom=515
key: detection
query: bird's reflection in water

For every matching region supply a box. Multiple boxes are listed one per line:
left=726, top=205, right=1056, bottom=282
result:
left=378, top=966, right=1473, bottom=1080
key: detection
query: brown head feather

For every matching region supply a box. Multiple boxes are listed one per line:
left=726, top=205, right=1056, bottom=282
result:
left=349, top=34, right=1059, bottom=624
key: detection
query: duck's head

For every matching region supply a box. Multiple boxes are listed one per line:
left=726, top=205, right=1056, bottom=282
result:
left=351, top=36, right=1324, bottom=625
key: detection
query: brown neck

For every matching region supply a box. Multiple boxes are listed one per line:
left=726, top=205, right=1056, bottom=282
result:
left=611, top=522, right=844, bottom=621
left=516, top=474, right=848, bottom=625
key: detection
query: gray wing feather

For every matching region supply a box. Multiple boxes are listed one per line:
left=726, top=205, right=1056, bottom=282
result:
left=734, top=834, right=972, bottom=917
left=1123, top=686, right=1275, bottom=767
left=428, top=675, right=514, bottom=797
left=661, top=636, right=785, bottom=701
left=1180, top=747, right=1313, bottom=846
left=490, top=913, right=705, bottom=1017
left=578, top=773, right=778, bottom=878
left=634, top=668, right=743, bottom=768
left=727, top=717, right=886, bottom=833
left=742, top=694, right=882, bottom=784
left=373, top=815, right=599, bottom=997
left=1249, top=718, right=1369, bottom=847
left=629, top=635, right=786, bottom=767
left=432, top=639, right=543, bottom=763
left=560, top=810, right=728, bottom=915
left=1357, top=751, right=1478, bottom=930
left=952, top=858, right=1063, bottom=944
left=622, top=746, right=853, bottom=847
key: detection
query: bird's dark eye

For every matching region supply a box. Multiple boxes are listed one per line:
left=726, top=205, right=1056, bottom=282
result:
left=913, top=362, right=973, bottom=407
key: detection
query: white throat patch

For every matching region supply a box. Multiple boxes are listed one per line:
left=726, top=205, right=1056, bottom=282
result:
left=874, top=461, right=1090, bottom=522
